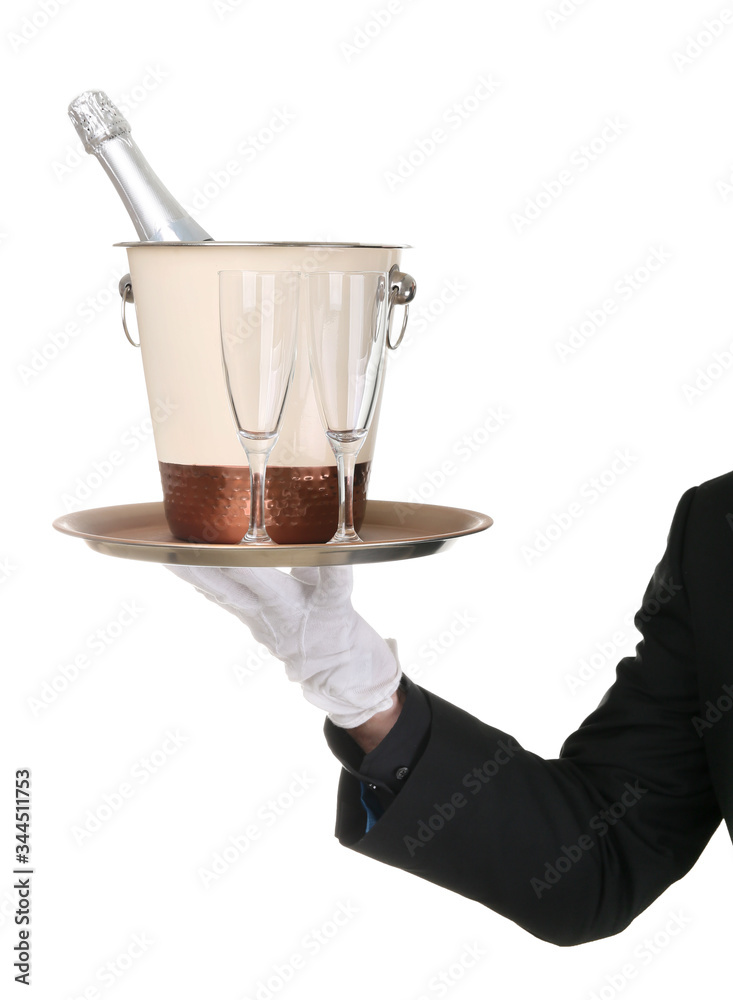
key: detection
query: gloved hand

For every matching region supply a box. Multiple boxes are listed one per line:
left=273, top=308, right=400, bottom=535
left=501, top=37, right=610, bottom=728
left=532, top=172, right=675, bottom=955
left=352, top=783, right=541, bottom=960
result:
left=164, top=564, right=401, bottom=728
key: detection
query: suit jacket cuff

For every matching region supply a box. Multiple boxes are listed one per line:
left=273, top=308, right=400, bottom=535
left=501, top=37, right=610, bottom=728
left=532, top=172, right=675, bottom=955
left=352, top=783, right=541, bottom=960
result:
left=323, top=673, right=432, bottom=812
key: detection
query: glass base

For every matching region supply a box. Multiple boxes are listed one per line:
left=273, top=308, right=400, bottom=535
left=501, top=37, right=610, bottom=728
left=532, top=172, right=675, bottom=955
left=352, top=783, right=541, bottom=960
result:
left=327, top=529, right=362, bottom=544
left=240, top=532, right=273, bottom=546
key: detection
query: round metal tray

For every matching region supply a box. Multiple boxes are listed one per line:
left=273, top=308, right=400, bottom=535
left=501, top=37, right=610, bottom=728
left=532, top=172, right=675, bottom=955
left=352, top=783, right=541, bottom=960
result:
left=52, top=500, right=493, bottom=567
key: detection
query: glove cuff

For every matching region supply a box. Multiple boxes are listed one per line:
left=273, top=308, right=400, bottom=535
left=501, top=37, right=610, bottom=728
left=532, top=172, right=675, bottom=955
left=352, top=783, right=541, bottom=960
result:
left=326, top=637, right=402, bottom=729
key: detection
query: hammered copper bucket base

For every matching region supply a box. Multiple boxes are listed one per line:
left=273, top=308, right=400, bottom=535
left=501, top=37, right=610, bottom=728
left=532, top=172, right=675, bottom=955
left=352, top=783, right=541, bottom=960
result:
left=158, top=461, right=372, bottom=545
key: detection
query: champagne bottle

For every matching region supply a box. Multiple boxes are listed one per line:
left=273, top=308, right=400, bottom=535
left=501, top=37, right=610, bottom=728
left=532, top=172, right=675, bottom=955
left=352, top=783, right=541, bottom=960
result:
left=67, top=90, right=212, bottom=242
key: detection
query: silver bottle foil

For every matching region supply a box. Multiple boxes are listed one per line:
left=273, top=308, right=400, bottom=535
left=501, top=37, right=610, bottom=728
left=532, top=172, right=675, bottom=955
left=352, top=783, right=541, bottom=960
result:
left=68, top=90, right=212, bottom=243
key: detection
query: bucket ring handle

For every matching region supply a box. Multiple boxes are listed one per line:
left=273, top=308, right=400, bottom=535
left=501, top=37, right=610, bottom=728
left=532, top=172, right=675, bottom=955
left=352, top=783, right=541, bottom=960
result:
left=387, top=265, right=417, bottom=351
left=119, top=274, right=140, bottom=348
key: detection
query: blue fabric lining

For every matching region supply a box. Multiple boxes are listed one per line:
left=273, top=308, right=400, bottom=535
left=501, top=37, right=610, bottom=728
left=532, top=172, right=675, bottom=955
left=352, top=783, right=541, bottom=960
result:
left=359, top=781, right=385, bottom=833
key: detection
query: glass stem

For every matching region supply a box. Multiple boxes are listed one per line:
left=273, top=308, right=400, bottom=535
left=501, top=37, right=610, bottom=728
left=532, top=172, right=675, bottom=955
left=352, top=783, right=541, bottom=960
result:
left=331, top=438, right=364, bottom=543
left=243, top=437, right=275, bottom=544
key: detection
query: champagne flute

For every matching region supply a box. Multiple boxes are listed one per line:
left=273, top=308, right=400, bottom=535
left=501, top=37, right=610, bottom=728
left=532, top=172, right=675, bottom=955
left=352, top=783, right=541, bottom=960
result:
left=219, top=270, right=300, bottom=544
left=305, top=271, right=389, bottom=543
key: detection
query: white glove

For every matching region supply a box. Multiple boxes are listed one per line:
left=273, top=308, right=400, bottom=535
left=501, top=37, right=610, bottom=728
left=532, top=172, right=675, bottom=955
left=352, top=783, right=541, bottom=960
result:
left=165, top=564, right=402, bottom=728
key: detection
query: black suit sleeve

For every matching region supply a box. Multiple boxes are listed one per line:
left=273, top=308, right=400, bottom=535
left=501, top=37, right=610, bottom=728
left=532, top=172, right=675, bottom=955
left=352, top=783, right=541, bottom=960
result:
left=326, top=485, right=722, bottom=946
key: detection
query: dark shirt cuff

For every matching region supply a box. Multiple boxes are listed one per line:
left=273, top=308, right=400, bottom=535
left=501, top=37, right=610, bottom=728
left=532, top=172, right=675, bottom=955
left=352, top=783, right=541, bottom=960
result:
left=323, top=673, right=432, bottom=812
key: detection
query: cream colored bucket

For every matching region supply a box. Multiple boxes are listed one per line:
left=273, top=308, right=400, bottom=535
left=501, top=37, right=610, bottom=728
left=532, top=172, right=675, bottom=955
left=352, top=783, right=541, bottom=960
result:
left=116, top=241, right=415, bottom=544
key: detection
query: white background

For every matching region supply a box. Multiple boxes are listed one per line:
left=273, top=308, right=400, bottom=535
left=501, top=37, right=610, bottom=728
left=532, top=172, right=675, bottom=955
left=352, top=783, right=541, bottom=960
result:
left=3, top=0, right=733, bottom=998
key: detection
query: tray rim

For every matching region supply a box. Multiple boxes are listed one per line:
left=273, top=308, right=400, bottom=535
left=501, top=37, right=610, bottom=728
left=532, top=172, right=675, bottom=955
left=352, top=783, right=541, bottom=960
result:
left=52, top=499, right=493, bottom=568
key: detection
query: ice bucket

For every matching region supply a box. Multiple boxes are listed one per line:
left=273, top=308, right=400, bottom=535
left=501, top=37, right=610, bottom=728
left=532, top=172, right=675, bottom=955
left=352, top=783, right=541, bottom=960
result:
left=116, top=241, right=415, bottom=544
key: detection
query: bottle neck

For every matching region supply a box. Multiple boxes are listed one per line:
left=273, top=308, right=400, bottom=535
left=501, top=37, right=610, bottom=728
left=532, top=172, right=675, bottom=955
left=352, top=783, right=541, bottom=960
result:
left=94, top=135, right=212, bottom=242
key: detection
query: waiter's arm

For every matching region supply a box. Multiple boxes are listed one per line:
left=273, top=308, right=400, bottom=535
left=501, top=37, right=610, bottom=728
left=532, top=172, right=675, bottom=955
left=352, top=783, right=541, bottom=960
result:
left=324, top=484, right=722, bottom=946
